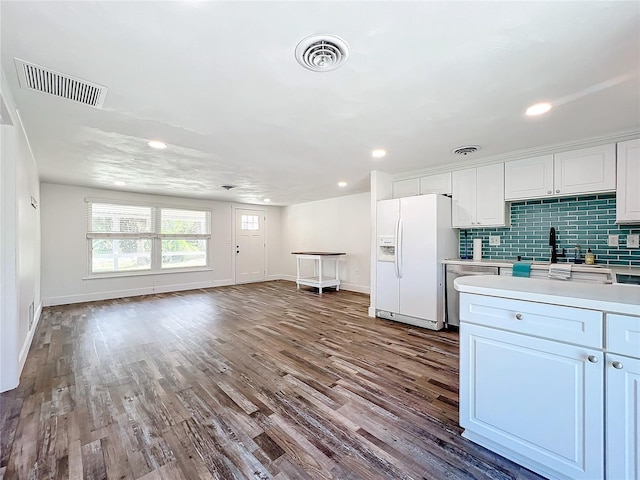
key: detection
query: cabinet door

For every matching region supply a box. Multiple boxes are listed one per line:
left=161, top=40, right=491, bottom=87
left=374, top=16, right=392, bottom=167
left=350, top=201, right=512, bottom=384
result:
left=606, top=353, right=640, bottom=480
left=451, top=168, right=476, bottom=228
left=504, top=155, right=554, bottom=200
left=476, top=163, right=508, bottom=227
left=460, top=323, right=604, bottom=480
left=554, top=144, right=616, bottom=196
left=392, top=178, right=420, bottom=198
left=420, top=172, right=452, bottom=195
left=616, top=139, right=640, bottom=224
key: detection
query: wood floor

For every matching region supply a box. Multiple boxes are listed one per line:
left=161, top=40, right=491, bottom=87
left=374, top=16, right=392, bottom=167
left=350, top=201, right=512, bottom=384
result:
left=1, top=281, right=544, bottom=480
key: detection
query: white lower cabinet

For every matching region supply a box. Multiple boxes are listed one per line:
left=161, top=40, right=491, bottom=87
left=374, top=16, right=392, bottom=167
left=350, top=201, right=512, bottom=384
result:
left=460, top=322, right=604, bottom=480
left=606, top=353, right=640, bottom=480
left=606, top=311, right=640, bottom=480
left=460, top=293, right=640, bottom=480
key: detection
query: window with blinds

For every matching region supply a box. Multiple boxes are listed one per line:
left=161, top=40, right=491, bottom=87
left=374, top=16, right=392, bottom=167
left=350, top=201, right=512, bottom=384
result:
left=86, top=201, right=211, bottom=274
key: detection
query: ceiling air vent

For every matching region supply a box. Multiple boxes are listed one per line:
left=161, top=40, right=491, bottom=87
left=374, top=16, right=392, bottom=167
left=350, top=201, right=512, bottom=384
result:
left=14, top=58, right=108, bottom=109
left=451, top=145, right=481, bottom=156
left=295, top=35, right=349, bottom=72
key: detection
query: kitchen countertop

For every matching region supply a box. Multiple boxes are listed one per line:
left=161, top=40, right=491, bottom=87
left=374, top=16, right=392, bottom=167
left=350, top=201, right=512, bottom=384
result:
left=443, top=258, right=640, bottom=279
left=454, top=275, right=640, bottom=316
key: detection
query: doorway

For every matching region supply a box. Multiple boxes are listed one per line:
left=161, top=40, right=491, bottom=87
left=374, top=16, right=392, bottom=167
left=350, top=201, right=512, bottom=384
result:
left=234, top=208, right=266, bottom=284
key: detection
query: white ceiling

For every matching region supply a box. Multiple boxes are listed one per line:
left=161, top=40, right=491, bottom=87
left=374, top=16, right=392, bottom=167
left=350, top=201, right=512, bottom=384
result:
left=2, top=1, right=639, bottom=206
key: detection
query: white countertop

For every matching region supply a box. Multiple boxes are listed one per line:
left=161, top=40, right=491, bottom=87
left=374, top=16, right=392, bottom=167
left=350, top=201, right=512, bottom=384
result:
left=454, top=275, right=640, bottom=316
left=443, top=258, right=640, bottom=279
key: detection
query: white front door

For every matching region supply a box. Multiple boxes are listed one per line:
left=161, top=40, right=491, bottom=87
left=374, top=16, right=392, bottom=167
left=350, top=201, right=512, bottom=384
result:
left=235, top=209, right=265, bottom=284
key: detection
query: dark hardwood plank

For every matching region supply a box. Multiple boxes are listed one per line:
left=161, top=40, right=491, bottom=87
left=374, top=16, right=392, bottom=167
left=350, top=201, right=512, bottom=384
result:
left=1, top=280, right=545, bottom=479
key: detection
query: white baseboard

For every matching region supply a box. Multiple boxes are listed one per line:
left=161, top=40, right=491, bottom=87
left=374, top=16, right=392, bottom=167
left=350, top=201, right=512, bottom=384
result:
left=42, top=280, right=234, bottom=306
left=368, top=306, right=376, bottom=317
left=266, top=274, right=289, bottom=281
left=18, top=301, right=42, bottom=372
left=42, top=276, right=369, bottom=307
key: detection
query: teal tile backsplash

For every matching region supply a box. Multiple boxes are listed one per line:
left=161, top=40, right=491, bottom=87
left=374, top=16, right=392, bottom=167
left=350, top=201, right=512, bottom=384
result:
left=458, top=194, right=640, bottom=266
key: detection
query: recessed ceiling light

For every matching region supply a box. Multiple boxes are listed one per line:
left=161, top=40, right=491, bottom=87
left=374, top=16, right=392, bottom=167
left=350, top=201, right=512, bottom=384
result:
left=114, top=180, right=126, bottom=187
left=338, top=181, right=348, bottom=187
left=372, top=149, right=386, bottom=158
left=148, top=140, right=167, bottom=149
left=264, top=198, right=271, bottom=203
left=525, top=102, right=552, bottom=116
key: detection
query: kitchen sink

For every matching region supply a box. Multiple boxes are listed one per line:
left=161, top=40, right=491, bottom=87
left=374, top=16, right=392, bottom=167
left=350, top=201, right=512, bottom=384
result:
left=530, top=261, right=605, bottom=268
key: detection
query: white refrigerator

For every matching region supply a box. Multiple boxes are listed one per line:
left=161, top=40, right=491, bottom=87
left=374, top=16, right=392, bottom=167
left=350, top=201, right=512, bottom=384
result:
left=376, top=194, right=457, bottom=330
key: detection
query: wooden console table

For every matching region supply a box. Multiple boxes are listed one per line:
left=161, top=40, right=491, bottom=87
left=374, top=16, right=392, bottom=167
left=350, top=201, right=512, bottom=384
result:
left=291, top=252, right=346, bottom=294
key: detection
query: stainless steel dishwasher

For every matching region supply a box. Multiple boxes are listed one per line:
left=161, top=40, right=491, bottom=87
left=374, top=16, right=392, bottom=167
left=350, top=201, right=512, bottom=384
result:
left=445, top=264, right=499, bottom=327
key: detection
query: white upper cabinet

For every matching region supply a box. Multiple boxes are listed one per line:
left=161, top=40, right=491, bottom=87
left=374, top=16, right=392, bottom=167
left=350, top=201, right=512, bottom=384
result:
left=392, top=178, right=420, bottom=198
left=452, top=164, right=507, bottom=228
left=420, top=172, right=452, bottom=195
left=616, top=138, right=640, bottom=224
left=553, top=144, right=616, bottom=196
left=393, top=173, right=452, bottom=198
left=504, top=144, right=616, bottom=201
left=504, top=155, right=554, bottom=200
left=452, top=168, right=477, bottom=227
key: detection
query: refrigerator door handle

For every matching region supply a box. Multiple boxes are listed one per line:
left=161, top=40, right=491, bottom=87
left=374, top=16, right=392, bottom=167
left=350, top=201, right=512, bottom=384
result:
left=393, top=218, right=400, bottom=278
left=396, top=218, right=403, bottom=278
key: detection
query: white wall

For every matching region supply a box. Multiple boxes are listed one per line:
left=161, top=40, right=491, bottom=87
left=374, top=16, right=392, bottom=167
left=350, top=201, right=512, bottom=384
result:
left=0, top=72, right=41, bottom=392
left=40, top=183, right=283, bottom=306
left=280, top=192, right=370, bottom=293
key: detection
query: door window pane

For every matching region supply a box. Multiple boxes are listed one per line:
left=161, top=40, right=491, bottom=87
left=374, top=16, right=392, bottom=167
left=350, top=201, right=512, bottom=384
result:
left=161, top=239, right=207, bottom=269
left=241, top=215, right=259, bottom=230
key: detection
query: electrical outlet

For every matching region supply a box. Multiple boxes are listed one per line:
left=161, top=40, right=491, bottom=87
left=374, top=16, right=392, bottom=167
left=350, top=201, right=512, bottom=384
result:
left=627, top=234, right=639, bottom=248
left=489, top=235, right=500, bottom=246
left=608, top=235, right=619, bottom=247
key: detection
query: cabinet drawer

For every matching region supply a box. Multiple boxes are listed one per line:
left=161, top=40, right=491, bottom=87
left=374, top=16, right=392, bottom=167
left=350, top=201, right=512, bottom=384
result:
left=606, top=314, right=640, bottom=358
left=460, top=293, right=603, bottom=348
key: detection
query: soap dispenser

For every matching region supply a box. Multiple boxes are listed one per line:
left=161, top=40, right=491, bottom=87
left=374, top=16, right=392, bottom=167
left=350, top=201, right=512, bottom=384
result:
left=585, top=248, right=595, bottom=265
left=573, top=245, right=582, bottom=264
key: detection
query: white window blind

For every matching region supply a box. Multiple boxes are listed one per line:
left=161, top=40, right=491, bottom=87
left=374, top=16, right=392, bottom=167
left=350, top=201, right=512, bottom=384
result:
left=160, top=208, right=210, bottom=237
left=87, top=203, right=154, bottom=238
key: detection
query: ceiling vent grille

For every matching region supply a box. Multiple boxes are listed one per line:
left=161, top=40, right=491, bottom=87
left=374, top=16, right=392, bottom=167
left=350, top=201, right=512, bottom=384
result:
left=295, top=35, right=349, bottom=72
left=452, top=145, right=481, bottom=156
left=14, top=58, right=108, bottom=109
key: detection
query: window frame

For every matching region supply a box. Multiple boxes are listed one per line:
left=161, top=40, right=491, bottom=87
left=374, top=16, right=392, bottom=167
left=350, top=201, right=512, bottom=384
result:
left=85, top=198, right=212, bottom=278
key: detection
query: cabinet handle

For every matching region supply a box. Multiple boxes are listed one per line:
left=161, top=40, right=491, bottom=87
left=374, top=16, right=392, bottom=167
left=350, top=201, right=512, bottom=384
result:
left=515, top=313, right=523, bottom=320
left=547, top=190, right=552, bottom=194
left=612, top=361, right=624, bottom=370
left=556, top=189, right=560, bottom=193
left=587, top=355, right=598, bottom=363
